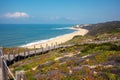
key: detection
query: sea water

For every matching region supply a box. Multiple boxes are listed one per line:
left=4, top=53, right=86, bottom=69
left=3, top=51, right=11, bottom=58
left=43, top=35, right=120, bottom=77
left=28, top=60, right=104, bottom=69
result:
left=0, top=24, right=75, bottom=47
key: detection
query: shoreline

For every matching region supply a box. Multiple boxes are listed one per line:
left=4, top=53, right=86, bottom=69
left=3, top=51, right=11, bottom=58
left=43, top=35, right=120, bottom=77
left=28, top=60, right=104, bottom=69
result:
left=20, top=27, right=88, bottom=49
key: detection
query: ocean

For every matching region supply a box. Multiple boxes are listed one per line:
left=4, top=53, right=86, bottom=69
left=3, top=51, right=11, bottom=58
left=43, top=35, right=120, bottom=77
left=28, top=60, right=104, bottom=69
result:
left=0, top=24, right=75, bottom=48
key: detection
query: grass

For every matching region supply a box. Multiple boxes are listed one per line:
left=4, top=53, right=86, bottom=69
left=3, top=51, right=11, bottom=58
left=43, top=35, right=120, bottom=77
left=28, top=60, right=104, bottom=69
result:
left=9, top=41, right=120, bottom=80
left=9, top=30, right=120, bottom=80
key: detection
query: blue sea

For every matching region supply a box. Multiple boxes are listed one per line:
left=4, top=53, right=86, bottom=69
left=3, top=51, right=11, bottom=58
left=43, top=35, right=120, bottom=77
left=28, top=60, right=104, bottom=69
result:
left=0, top=24, right=75, bottom=48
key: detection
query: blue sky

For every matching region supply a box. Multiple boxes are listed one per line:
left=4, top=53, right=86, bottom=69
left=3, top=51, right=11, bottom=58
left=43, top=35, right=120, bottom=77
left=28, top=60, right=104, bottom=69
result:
left=0, top=0, right=120, bottom=24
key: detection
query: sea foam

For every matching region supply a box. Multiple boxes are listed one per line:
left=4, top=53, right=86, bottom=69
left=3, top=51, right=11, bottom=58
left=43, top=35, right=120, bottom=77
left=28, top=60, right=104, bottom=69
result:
left=20, top=28, right=76, bottom=47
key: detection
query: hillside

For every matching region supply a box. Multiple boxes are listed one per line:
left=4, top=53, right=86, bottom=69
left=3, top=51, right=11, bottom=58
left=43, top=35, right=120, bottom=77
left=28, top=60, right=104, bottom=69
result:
left=82, top=21, right=120, bottom=36
left=9, top=21, right=120, bottom=80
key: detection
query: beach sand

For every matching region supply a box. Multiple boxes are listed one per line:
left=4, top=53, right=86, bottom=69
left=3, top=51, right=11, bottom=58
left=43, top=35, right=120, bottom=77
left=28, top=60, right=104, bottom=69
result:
left=22, top=28, right=88, bottom=49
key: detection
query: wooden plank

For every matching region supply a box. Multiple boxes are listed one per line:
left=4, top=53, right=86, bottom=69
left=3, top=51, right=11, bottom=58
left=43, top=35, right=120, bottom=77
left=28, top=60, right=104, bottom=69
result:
left=0, top=47, right=7, bottom=80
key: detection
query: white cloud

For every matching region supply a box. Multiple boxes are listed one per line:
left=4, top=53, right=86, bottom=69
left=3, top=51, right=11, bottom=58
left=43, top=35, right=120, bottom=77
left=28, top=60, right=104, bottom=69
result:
left=5, top=12, right=29, bottom=18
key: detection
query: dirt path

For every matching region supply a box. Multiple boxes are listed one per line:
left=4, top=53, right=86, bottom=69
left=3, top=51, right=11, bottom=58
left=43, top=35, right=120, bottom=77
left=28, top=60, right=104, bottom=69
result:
left=54, top=52, right=80, bottom=61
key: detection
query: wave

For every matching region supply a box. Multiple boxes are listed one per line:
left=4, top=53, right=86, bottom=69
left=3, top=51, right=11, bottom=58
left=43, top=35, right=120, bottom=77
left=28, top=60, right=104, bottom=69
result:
left=20, top=39, right=50, bottom=47
left=19, top=35, right=66, bottom=47
left=53, top=27, right=72, bottom=30
left=19, top=27, right=77, bottom=47
left=19, top=30, right=77, bottom=47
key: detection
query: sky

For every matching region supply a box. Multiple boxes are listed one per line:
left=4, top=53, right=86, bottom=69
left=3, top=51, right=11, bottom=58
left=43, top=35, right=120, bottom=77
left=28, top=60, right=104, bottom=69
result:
left=0, top=0, right=120, bottom=24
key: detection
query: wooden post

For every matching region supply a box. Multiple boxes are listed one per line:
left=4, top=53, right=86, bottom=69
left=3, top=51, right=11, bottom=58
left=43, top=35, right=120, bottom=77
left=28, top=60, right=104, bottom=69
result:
left=59, top=42, right=61, bottom=47
left=34, top=45, right=36, bottom=55
left=47, top=45, right=49, bottom=50
left=26, top=48, right=29, bottom=57
left=51, top=43, right=53, bottom=50
left=53, top=43, right=55, bottom=49
left=17, top=48, right=20, bottom=61
left=60, top=42, right=62, bottom=47
left=43, top=47, right=44, bottom=52
left=8, top=52, right=10, bottom=62
left=12, top=50, right=15, bottom=63
left=12, top=50, right=15, bottom=61
left=40, top=45, right=43, bottom=52
left=16, top=70, right=25, bottom=80
left=24, top=49, right=26, bottom=58
left=46, top=44, right=48, bottom=51
left=40, top=45, right=41, bottom=51
left=8, top=52, right=11, bottom=65
left=0, top=47, right=7, bottom=80
left=55, top=42, right=57, bottom=48
left=40, top=45, right=41, bottom=49
left=40, top=45, right=41, bottom=50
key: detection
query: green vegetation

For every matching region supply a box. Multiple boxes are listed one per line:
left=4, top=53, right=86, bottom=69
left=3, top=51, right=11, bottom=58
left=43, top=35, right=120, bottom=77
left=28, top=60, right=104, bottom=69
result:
left=83, top=21, right=120, bottom=36
left=10, top=40, right=120, bottom=80
left=9, top=21, right=120, bottom=80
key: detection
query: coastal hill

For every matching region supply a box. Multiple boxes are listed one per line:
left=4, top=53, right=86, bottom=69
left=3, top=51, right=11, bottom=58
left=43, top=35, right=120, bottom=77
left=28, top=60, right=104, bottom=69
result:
left=82, top=21, right=120, bottom=36
left=8, top=21, right=120, bottom=80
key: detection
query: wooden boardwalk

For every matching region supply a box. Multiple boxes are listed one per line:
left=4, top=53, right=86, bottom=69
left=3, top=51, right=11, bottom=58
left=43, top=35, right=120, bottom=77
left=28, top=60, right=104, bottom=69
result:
left=3, top=44, right=74, bottom=66
left=3, top=38, right=120, bottom=65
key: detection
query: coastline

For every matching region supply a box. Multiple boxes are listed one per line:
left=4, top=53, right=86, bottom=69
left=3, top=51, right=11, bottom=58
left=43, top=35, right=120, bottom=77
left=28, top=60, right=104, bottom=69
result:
left=20, top=27, right=88, bottom=49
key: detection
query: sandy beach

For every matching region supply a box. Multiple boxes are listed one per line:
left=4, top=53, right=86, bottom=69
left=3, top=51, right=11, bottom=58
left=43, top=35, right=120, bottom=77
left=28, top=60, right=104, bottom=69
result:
left=22, top=27, right=88, bottom=49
